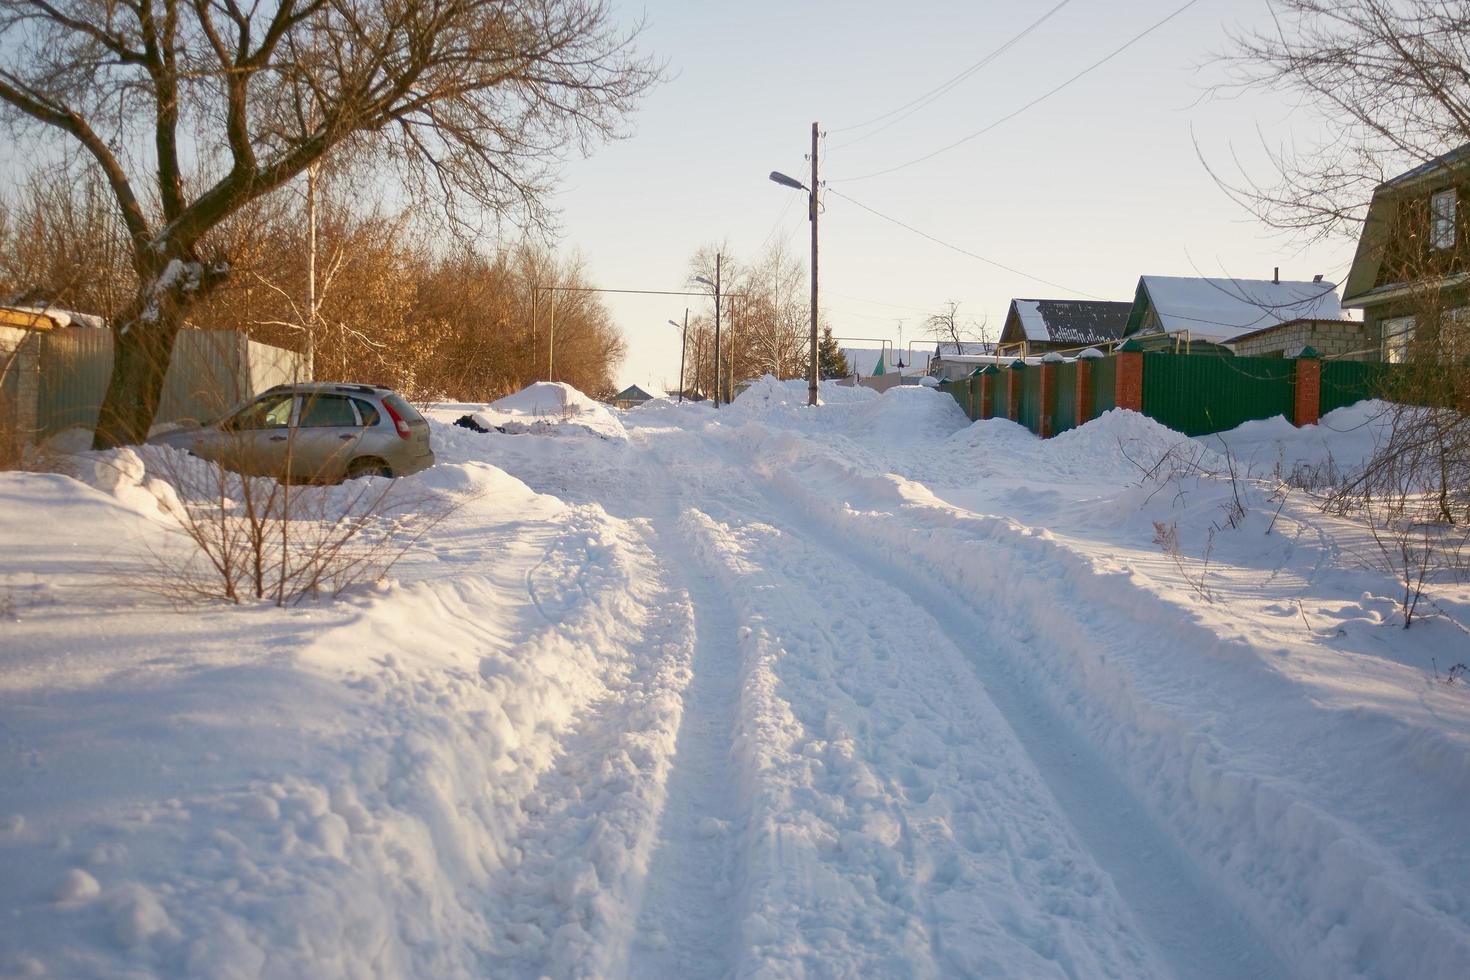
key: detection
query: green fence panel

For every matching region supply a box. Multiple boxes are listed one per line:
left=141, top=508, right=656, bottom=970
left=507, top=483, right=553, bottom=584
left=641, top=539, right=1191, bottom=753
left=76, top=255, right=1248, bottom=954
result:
left=1018, top=367, right=1042, bottom=434
left=1141, top=352, right=1295, bottom=436
left=966, top=376, right=981, bottom=420
left=1091, top=357, right=1116, bottom=417
left=937, top=379, right=967, bottom=415
left=990, top=371, right=1007, bottom=419
left=1319, top=360, right=1390, bottom=416
left=1053, top=362, right=1078, bottom=434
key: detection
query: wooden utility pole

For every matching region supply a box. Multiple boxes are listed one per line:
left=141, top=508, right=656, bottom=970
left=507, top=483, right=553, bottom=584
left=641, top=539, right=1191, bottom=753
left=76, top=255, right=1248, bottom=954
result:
left=808, top=121, right=820, bottom=407
left=708, top=252, right=714, bottom=411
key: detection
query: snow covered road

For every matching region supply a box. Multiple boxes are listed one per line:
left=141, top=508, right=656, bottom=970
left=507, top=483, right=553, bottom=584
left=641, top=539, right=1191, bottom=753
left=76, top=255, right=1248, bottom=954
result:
left=3, top=381, right=1469, bottom=978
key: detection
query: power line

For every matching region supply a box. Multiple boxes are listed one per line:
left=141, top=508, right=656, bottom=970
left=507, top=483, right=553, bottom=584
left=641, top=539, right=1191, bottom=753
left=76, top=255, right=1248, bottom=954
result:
left=826, top=186, right=1108, bottom=299
left=829, top=0, right=1077, bottom=148
left=832, top=0, right=1203, bottom=183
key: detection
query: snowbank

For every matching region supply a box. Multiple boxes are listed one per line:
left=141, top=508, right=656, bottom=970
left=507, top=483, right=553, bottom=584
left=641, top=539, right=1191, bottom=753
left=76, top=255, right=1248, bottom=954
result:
left=447, top=381, right=629, bottom=441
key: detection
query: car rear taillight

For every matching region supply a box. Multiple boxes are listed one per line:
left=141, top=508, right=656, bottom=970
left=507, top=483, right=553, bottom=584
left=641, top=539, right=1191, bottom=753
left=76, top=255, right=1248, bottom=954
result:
left=382, top=400, right=412, bottom=440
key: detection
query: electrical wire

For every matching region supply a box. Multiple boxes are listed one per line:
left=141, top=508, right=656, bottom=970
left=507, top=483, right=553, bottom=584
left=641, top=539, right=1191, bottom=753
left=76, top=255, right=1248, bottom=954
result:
left=826, top=186, right=1108, bottom=299
left=831, top=0, right=1203, bottom=183
left=829, top=0, right=1077, bottom=148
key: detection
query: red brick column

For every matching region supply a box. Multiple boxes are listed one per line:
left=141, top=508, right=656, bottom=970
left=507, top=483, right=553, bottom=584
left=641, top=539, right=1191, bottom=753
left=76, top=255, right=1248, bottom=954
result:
left=1115, top=350, right=1144, bottom=413
left=1006, top=364, right=1023, bottom=421
left=979, top=370, right=994, bottom=420
left=1293, top=351, right=1322, bottom=427
left=1038, top=359, right=1058, bottom=438
left=1075, top=359, right=1094, bottom=426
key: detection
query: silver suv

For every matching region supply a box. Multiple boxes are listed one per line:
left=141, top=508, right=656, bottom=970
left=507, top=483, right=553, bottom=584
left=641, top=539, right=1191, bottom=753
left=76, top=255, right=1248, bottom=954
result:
left=151, top=382, right=435, bottom=482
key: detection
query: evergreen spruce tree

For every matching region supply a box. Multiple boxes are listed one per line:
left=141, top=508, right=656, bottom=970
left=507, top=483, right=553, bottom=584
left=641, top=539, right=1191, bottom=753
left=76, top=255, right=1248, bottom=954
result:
left=814, top=326, right=850, bottom=379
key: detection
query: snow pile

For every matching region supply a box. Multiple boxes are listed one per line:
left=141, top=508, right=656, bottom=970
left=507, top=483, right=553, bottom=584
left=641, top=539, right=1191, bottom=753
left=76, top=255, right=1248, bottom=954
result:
left=0, top=453, right=697, bottom=977
left=710, top=404, right=1470, bottom=979
left=466, top=381, right=628, bottom=440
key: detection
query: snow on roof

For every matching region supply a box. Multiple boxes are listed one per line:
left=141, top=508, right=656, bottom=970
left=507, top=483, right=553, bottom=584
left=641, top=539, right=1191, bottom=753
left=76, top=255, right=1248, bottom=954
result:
left=930, top=341, right=996, bottom=356
left=1132, top=276, right=1345, bottom=342
left=1008, top=299, right=1132, bottom=345
left=613, top=384, right=667, bottom=403
left=1014, top=300, right=1048, bottom=341
left=0, top=305, right=106, bottom=330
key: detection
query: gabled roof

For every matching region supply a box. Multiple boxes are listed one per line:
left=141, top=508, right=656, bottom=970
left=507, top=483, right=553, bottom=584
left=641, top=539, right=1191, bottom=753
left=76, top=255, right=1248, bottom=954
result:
left=613, top=384, right=662, bottom=402
left=1125, top=275, right=1344, bottom=342
left=1343, top=142, right=1470, bottom=306
left=1004, top=299, right=1132, bottom=345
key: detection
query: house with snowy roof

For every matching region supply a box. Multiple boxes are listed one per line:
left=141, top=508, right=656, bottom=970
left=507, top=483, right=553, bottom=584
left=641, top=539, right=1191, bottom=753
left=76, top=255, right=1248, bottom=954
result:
left=996, top=299, right=1132, bottom=356
left=1122, top=274, right=1369, bottom=359
left=1342, top=143, right=1470, bottom=362
left=611, top=384, right=665, bottom=409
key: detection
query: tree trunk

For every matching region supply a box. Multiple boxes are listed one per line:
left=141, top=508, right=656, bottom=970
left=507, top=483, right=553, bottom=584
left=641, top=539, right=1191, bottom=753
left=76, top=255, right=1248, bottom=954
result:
left=93, top=306, right=183, bottom=449
left=93, top=255, right=220, bottom=449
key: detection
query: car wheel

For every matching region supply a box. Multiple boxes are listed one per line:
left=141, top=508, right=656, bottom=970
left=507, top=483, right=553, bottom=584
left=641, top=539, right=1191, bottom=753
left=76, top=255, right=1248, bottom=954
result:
left=346, top=458, right=393, bottom=480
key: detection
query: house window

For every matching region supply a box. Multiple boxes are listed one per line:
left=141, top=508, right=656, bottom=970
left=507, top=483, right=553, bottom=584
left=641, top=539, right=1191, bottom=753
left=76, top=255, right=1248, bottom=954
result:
left=1431, top=189, right=1456, bottom=250
left=1382, top=316, right=1415, bottom=363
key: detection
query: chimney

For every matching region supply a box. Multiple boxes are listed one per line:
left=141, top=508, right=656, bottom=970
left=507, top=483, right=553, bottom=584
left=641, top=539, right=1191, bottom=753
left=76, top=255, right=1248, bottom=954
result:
left=1273, top=266, right=1280, bottom=284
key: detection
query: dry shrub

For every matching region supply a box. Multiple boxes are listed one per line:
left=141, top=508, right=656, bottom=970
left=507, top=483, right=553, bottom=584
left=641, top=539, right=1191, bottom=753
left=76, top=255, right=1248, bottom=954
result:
left=144, top=442, right=457, bottom=606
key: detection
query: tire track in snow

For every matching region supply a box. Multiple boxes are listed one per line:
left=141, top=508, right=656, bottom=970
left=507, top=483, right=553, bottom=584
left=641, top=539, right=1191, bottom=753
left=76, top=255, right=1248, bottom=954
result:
left=617, top=482, right=747, bottom=979
left=671, top=487, right=1164, bottom=977
left=732, top=446, right=1288, bottom=980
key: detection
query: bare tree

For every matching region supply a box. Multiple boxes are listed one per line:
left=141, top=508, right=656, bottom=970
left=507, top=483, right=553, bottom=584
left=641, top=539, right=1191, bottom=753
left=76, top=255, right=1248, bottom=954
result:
left=0, top=0, right=657, bottom=448
left=925, top=300, right=985, bottom=354
left=1215, top=0, right=1470, bottom=241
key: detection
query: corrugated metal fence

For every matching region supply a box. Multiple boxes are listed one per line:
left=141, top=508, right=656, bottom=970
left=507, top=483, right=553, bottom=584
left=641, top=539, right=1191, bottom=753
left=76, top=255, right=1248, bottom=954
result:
left=932, top=350, right=1398, bottom=439
left=1141, top=353, right=1297, bottom=437
left=3, top=327, right=303, bottom=444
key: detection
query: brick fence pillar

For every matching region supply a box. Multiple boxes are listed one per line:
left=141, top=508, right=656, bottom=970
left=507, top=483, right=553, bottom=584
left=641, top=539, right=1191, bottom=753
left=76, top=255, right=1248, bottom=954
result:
left=1115, top=343, right=1144, bottom=413
left=1038, top=356, right=1059, bottom=438
left=1006, top=362, right=1024, bottom=421
left=1075, top=357, right=1094, bottom=426
left=979, top=368, right=994, bottom=420
left=1293, top=346, right=1322, bottom=427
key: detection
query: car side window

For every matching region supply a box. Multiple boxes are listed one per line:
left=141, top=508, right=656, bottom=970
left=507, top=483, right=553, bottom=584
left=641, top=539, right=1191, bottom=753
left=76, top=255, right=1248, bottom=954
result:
left=233, top=393, right=294, bottom=429
left=350, top=398, right=381, bottom=428
left=299, top=394, right=358, bottom=428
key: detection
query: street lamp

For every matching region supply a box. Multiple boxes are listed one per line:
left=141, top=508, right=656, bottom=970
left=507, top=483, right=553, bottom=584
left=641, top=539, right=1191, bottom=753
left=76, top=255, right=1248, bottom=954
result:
left=768, top=121, right=820, bottom=407
left=668, top=311, right=688, bottom=403
left=694, top=257, right=722, bottom=406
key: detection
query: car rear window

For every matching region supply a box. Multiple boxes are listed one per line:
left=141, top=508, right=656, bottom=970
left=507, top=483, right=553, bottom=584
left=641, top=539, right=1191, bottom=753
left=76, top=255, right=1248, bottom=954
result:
left=383, top=394, right=425, bottom=423
left=299, top=394, right=358, bottom=427
left=351, top=398, right=381, bottom=427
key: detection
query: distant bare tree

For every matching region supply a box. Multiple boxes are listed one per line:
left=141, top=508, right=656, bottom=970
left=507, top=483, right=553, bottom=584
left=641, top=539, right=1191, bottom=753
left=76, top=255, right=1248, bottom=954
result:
left=0, top=0, right=657, bottom=447
left=925, top=300, right=986, bottom=354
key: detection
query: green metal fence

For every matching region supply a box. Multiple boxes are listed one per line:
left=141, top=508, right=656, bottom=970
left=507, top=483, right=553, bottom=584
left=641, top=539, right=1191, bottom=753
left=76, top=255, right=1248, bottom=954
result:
left=1141, top=352, right=1296, bottom=436
left=937, top=378, right=968, bottom=417
left=1091, top=357, right=1116, bottom=417
left=1053, top=361, right=1078, bottom=434
left=1320, top=360, right=1390, bottom=416
left=1018, top=366, right=1042, bottom=432
left=989, top=370, right=1007, bottom=419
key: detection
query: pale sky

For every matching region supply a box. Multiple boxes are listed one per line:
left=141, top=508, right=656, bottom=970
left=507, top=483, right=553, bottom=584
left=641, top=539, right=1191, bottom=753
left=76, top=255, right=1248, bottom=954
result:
left=545, top=0, right=1357, bottom=391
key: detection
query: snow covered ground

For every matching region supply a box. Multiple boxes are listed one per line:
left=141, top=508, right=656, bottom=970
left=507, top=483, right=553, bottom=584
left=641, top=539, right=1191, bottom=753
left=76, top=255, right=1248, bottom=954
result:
left=2, top=378, right=1467, bottom=978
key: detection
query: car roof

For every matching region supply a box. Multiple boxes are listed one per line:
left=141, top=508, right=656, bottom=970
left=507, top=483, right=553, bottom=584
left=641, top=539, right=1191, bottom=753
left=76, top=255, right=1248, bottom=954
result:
left=260, top=382, right=395, bottom=396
